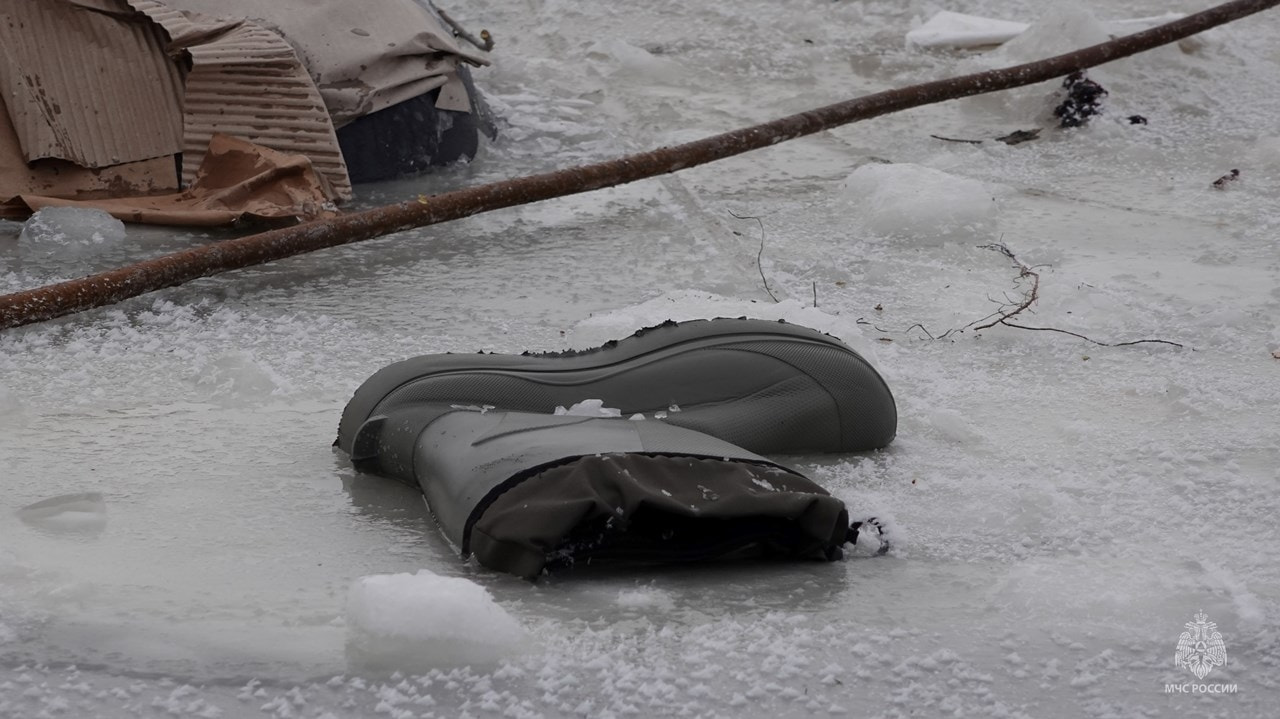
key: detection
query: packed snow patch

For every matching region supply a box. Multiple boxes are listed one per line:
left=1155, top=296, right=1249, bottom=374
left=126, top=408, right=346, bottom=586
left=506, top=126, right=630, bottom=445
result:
left=840, top=163, right=1000, bottom=245
left=192, top=351, right=290, bottom=406
left=345, top=570, right=528, bottom=672
left=18, top=492, right=108, bottom=537
left=926, top=409, right=985, bottom=445
left=554, top=399, right=623, bottom=417
left=569, top=290, right=879, bottom=364
left=616, top=586, right=676, bottom=610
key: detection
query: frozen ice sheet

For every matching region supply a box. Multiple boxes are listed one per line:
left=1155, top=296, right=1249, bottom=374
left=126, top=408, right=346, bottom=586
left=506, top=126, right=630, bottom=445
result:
left=1, top=0, right=1278, bottom=717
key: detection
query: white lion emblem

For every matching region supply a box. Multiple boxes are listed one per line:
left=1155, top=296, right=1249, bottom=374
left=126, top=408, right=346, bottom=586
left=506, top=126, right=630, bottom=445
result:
left=1174, top=611, right=1227, bottom=680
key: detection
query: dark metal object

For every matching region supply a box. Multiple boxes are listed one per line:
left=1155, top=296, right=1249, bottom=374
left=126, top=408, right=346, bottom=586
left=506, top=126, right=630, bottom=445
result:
left=336, top=65, right=490, bottom=183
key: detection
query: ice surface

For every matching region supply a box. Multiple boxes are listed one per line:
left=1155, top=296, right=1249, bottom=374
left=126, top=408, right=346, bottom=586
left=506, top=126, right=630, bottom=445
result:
left=0, top=382, right=26, bottom=428
left=345, top=570, right=528, bottom=672
left=1, top=0, right=1279, bottom=717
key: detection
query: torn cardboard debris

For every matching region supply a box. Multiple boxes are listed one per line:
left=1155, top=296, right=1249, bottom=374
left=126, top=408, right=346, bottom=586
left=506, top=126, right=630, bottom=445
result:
left=11, top=134, right=338, bottom=226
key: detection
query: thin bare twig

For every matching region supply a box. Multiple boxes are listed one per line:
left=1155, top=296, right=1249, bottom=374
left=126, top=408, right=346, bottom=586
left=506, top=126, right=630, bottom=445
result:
left=433, top=4, right=495, bottom=52
left=860, top=243, right=1184, bottom=348
left=729, top=210, right=779, bottom=303
left=930, top=134, right=984, bottom=144
left=971, top=242, right=1184, bottom=348
left=997, top=321, right=1185, bottom=347
left=972, top=242, right=1040, bottom=330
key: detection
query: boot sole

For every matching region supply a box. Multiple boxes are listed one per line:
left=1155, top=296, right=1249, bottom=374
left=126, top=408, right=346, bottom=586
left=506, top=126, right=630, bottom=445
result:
left=337, top=318, right=896, bottom=454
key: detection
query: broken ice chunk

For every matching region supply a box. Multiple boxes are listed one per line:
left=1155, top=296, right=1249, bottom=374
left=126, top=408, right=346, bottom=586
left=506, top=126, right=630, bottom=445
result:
left=906, top=11, right=1029, bottom=49
left=840, top=163, right=1000, bottom=245
left=18, top=492, right=108, bottom=537
left=345, top=569, right=528, bottom=672
left=18, top=206, right=126, bottom=254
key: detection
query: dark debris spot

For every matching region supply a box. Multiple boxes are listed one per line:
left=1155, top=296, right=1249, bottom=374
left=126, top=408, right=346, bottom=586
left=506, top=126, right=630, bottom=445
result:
left=995, top=128, right=1041, bottom=145
left=1054, top=71, right=1107, bottom=128
left=1211, top=169, right=1240, bottom=189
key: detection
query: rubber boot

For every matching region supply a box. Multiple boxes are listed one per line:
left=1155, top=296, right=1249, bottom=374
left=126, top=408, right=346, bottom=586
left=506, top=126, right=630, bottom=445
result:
left=349, top=405, right=857, bottom=577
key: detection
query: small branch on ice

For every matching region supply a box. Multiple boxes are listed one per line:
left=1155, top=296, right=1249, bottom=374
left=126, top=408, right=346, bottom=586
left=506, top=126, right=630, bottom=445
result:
left=858, top=243, right=1185, bottom=348
left=433, top=4, right=495, bottom=52
left=856, top=318, right=959, bottom=341
left=995, top=128, right=1041, bottom=145
left=930, top=129, right=1043, bottom=146
left=970, top=242, right=1184, bottom=348
left=729, top=210, right=779, bottom=303
left=1211, top=169, right=1240, bottom=189
left=971, top=243, right=1040, bottom=330
left=994, top=321, right=1185, bottom=347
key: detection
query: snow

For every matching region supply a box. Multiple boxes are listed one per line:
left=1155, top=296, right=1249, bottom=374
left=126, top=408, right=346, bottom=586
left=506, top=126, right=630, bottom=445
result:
left=615, top=586, right=676, bottom=611
left=2, top=0, right=1279, bottom=717
left=553, top=398, right=622, bottom=417
left=345, top=570, right=528, bottom=672
left=570, top=289, right=881, bottom=361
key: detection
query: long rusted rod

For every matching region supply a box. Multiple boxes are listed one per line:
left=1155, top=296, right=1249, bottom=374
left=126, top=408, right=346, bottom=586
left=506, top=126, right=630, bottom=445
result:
left=2, top=0, right=1276, bottom=331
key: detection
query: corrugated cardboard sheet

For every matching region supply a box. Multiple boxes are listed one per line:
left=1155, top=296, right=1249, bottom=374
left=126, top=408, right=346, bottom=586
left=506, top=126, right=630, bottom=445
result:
left=0, top=0, right=185, bottom=168
left=0, top=89, right=179, bottom=214
left=129, top=0, right=352, bottom=200
left=2, top=0, right=487, bottom=224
